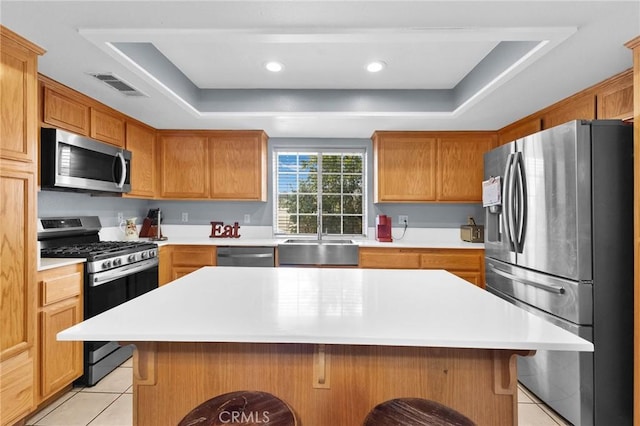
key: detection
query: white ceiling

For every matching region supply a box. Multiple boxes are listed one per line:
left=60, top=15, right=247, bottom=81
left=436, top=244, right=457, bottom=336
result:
left=2, top=1, right=639, bottom=138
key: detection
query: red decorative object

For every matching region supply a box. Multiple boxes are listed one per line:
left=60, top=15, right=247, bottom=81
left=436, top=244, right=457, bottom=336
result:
left=210, top=221, right=241, bottom=238
left=375, top=215, right=393, bottom=242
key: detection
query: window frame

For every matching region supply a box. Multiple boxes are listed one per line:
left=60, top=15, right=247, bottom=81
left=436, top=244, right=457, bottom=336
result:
left=272, top=147, right=367, bottom=237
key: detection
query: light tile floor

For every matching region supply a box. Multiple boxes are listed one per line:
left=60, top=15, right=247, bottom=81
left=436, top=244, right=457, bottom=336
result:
left=26, top=358, right=571, bottom=425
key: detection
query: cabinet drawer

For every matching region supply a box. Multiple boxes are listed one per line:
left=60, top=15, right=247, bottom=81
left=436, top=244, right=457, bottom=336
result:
left=39, top=265, right=82, bottom=306
left=171, top=246, right=216, bottom=266
left=359, top=249, right=421, bottom=269
left=420, top=253, right=482, bottom=271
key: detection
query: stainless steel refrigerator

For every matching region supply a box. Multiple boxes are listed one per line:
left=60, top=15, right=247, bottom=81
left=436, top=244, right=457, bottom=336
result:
left=483, top=120, right=633, bottom=426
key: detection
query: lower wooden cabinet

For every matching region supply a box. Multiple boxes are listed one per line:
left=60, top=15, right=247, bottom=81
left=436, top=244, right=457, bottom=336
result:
left=37, top=263, right=83, bottom=402
left=0, top=350, right=35, bottom=426
left=159, top=245, right=217, bottom=285
left=359, top=247, right=485, bottom=287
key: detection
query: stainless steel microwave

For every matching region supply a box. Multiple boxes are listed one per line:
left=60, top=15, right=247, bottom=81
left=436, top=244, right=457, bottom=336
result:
left=41, top=128, right=131, bottom=194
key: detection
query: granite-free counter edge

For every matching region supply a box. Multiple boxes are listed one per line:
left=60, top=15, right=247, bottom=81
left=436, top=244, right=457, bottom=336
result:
left=58, top=267, right=592, bottom=352
left=38, top=257, right=86, bottom=271
left=150, top=237, right=484, bottom=249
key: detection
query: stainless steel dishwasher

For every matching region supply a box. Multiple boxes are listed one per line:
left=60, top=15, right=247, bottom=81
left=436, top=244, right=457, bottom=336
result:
left=216, top=246, right=275, bottom=267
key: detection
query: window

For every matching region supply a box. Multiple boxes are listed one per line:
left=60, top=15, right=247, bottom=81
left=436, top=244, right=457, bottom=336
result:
left=274, top=149, right=366, bottom=236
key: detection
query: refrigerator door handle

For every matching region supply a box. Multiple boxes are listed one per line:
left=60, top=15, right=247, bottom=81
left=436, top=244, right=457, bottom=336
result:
left=502, top=152, right=516, bottom=250
left=488, top=263, right=566, bottom=294
left=513, top=151, right=528, bottom=252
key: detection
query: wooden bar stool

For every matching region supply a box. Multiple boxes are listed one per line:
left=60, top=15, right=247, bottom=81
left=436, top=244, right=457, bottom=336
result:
left=363, top=398, right=476, bottom=426
left=178, top=390, right=297, bottom=426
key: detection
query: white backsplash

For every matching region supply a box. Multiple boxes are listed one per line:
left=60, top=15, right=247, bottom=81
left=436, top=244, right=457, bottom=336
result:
left=100, top=224, right=462, bottom=244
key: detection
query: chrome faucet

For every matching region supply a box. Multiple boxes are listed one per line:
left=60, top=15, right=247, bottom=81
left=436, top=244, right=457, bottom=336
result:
left=317, top=217, right=327, bottom=241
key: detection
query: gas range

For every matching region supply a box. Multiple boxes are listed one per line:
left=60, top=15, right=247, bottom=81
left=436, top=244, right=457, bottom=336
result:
left=38, top=216, right=158, bottom=272
left=41, top=240, right=158, bottom=272
left=37, top=215, right=160, bottom=386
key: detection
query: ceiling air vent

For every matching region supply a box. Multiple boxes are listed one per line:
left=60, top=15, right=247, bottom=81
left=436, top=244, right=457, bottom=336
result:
left=87, top=72, right=147, bottom=97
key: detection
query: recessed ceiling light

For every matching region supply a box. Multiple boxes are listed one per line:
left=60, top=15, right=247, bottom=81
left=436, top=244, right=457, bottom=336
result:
left=265, top=61, right=284, bottom=72
left=366, top=61, right=386, bottom=73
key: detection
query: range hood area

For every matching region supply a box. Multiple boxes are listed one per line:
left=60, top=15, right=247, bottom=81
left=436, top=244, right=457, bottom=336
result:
left=40, top=128, right=132, bottom=195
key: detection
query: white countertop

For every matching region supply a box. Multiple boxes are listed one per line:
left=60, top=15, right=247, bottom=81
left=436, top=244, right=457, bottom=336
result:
left=99, top=225, right=484, bottom=250
left=58, top=267, right=592, bottom=352
left=38, top=257, right=85, bottom=271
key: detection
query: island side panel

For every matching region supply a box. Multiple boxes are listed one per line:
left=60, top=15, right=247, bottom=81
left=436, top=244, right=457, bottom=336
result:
left=132, top=342, right=519, bottom=426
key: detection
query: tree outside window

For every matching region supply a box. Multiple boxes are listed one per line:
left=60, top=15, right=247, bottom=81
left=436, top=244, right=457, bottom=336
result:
left=275, top=150, right=365, bottom=236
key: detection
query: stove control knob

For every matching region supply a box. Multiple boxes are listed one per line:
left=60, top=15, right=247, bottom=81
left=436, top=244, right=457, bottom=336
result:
left=113, top=258, right=122, bottom=266
left=102, top=260, right=112, bottom=269
left=149, top=250, right=157, bottom=258
left=128, top=254, right=137, bottom=262
left=141, top=251, right=149, bottom=259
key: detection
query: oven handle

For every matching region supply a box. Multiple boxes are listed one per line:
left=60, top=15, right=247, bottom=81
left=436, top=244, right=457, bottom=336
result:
left=89, top=258, right=158, bottom=287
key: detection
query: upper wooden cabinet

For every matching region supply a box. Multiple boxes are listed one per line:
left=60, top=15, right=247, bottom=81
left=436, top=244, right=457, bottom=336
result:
left=543, top=93, right=596, bottom=129
left=90, top=107, right=125, bottom=147
left=437, top=133, right=497, bottom=202
left=596, top=69, right=634, bottom=120
left=40, top=77, right=126, bottom=147
left=158, top=130, right=268, bottom=201
left=1, top=28, right=43, bottom=164
left=209, top=131, right=268, bottom=201
left=497, top=117, right=542, bottom=145
left=373, top=131, right=496, bottom=203
left=373, top=132, right=437, bottom=202
left=42, top=86, right=90, bottom=136
left=125, top=122, right=157, bottom=198
left=158, top=132, right=210, bottom=199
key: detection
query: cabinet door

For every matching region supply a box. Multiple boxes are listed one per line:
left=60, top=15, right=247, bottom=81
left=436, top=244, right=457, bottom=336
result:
left=125, top=122, right=157, bottom=198
left=0, top=351, right=34, bottom=425
left=1, top=33, right=40, bottom=163
left=158, top=246, right=173, bottom=286
left=170, top=246, right=216, bottom=281
left=437, top=133, right=496, bottom=202
left=172, top=266, right=203, bottom=281
left=373, top=133, right=437, bottom=202
left=1, top=169, right=35, bottom=361
left=451, top=272, right=482, bottom=287
left=90, top=108, right=125, bottom=147
left=42, top=87, right=90, bottom=136
left=497, top=118, right=542, bottom=146
left=209, top=132, right=267, bottom=201
left=0, top=156, right=36, bottom=426
left=543, top=94, right=596, bottom=129
left=596, top=70, right=634, bottom=120
left=158, top=134, right=209, bottom=198
left=40, top=299, right=83, bottom=399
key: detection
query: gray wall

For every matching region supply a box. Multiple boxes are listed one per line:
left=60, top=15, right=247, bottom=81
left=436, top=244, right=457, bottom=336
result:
left=38, top=138, right=484, bottom=229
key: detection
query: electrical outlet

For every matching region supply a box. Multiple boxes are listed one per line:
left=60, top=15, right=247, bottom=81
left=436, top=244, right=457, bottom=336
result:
left=399, top=215, right=408, bottom=225
left=244, top=214, right=251, bottom=224
left=181, top=212, right=189, bottom=222
left=117, top=212, right=124, bottom=223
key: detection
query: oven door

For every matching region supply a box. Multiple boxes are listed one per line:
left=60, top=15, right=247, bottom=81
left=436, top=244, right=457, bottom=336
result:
left=86, top=258, right=159, bottom=317
left=83, top=258, right=158, bottom=385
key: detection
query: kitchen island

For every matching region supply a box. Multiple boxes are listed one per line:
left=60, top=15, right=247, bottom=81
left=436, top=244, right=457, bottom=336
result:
left=58, top=267, right=592, bottom=425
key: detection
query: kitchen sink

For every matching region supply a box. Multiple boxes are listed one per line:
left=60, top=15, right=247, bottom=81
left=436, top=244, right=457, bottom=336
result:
left=283, top=238, right=355, bottom=245
left=278, top=238, right=358, bottom=266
